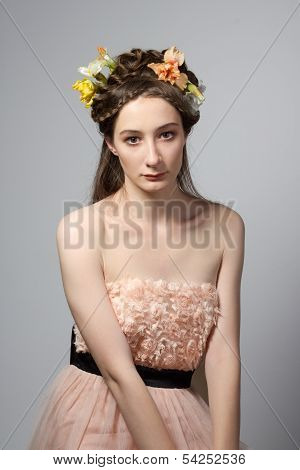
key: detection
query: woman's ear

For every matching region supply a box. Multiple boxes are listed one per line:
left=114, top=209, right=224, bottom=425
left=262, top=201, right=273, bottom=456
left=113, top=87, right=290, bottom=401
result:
left=105, top=137, right=118, bottom=156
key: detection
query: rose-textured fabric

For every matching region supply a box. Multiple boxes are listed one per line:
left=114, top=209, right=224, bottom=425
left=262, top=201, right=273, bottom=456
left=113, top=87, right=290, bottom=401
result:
left=28, top=277, right=249, bottom=450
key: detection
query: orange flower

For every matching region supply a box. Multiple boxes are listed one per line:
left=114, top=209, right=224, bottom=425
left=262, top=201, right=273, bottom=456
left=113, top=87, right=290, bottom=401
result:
left=147, top=45, right=188, bottom=91
left=147, top=45, right=206, bottom=112
left=97, top=46, right=107, bottom=58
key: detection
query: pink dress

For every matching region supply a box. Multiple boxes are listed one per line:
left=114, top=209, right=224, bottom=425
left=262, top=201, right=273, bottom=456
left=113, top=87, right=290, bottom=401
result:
left=28, top=277, right=249, bottom=450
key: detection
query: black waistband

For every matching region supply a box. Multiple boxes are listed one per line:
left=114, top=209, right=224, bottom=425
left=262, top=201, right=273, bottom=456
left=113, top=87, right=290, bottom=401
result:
left=70, top=325, right=194, bottom=389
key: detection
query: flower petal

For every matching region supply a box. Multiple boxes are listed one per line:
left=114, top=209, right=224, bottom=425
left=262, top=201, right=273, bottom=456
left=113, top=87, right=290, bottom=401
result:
left=164, top=45, right=184, bottom=66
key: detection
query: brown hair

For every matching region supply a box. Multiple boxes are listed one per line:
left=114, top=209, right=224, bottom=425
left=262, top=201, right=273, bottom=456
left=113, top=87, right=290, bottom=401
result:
left=87, top=47, right=217, bottom=206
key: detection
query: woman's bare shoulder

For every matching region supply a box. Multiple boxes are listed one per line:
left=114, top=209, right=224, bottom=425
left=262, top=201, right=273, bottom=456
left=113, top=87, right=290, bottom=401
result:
left=208, top=200, right=244, bottom=223
left=209, top=202, right=245, bottom=253
left=56, top=200, right=108, bottom=253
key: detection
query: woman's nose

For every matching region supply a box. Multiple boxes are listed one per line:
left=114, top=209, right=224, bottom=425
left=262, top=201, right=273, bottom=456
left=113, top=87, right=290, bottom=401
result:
left=145, top=140, right=161, bottom=165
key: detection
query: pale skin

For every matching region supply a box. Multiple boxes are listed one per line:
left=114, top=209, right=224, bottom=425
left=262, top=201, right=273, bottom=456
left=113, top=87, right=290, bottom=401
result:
left=56, top=95, right=245, bottom=449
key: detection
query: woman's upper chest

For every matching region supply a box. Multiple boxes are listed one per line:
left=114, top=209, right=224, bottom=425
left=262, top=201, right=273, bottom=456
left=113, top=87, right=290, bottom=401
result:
left=97, top=199, right=224, bottom=285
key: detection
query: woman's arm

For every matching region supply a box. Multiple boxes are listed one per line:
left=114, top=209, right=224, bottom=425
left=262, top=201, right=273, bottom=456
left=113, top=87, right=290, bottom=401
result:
left=204, top=207, right=245, bottom=449
left=56, top=206, right=176, bottom=450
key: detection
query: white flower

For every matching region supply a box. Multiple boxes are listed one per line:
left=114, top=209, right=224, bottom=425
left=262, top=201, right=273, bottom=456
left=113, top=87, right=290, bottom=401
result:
left=184, top=92, right=204, bottom=113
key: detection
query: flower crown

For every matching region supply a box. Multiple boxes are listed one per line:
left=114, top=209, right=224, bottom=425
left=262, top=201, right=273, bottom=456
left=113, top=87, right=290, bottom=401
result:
left=72, top=45, right=206, bottom=114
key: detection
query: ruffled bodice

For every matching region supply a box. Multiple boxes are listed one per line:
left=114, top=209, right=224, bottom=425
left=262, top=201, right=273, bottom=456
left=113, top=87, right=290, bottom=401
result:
left=73, top=277, right=221, bottom=371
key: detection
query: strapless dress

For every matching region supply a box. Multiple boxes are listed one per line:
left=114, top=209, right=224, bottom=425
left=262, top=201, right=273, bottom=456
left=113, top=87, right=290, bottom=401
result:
left=28, top=276, right=249, bottom=450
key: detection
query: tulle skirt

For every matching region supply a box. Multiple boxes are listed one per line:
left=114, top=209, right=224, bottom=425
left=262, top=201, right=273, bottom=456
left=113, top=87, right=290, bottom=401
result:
left=28, top=364, right=250, bottom=450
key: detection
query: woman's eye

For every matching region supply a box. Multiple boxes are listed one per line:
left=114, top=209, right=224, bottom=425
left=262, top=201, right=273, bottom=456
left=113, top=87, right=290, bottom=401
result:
left=127, top=136, right=139, bottom=144
left=161, top=131, right=174, bottom=139
left=125, top=131, right=174, bottom=145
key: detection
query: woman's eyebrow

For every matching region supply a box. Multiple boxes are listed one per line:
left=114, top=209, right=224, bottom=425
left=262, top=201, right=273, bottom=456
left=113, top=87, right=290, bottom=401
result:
left=119, top=122, right=180, bottom=135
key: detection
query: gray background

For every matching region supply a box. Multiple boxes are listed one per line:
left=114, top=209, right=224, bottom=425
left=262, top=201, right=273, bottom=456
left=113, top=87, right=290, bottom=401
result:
left=1, top=0, right=299, bottom=450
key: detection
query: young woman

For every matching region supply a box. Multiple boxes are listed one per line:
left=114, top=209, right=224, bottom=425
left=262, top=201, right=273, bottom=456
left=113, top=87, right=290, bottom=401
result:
left=28, top=45, right=249, bottom=450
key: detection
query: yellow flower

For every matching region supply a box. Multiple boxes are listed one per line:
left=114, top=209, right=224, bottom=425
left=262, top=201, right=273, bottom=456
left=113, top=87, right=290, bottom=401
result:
left=72, top=45, right=117, bottom=107
left=72, top=78, right=97, bottom=108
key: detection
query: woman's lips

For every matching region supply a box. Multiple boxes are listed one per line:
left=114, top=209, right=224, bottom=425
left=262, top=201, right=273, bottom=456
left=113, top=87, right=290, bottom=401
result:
left=143, top=172, right=167, bottom=179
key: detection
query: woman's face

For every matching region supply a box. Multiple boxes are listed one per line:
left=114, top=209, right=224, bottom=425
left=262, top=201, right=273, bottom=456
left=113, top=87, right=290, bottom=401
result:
left=105, top=96, right=187, bottom=194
